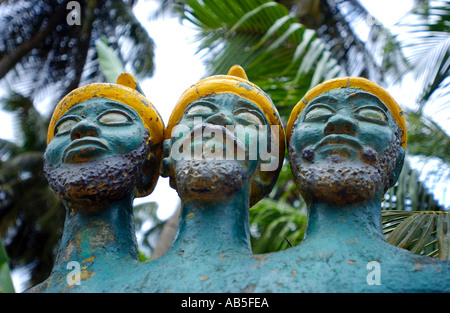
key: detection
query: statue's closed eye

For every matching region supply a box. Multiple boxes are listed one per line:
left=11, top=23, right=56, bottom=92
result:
left=305, top=107, right=333, bottom=121
left=186, top=105, right=213, bottom=116
left=356, top=108, right=386, bottom=122
left=55, top=119, right=78, bottom=135
left=98, top=111, right=131, bottom=125
left=235, top=111, right=263, bottom=125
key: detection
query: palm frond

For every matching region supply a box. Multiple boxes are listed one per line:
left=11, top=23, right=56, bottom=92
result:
left=0, top=150, right=64, bottom=288
left=0, top=138, right=19, bottom=162
left=95, top=38, right=126, bottom=83
left=383, top=210, right=450, bottom=259
left=0, top=0, right=156, bottom=108
left=405, top=110, right=450, bottom=163
left=1, top=91, right=47, bottom=151
left=107, top=0, right=155, bottom=78
left=304, top=0, right=409, bottom=84
left=0, top=239, right=15, bottom=293
left=180, top=0, right=342, bottom=121
left=396, top=0, right=450, bottom=112
left=250, top=197, right=307, bottom=253
left=383, top=156, right=447, bottom=211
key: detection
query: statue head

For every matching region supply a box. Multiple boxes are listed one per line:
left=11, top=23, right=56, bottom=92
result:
left=286, top=77, right=406, bottom=205
left=44, top=74, right=164, bottom=213
left=162, top=65, right=285, bottom=206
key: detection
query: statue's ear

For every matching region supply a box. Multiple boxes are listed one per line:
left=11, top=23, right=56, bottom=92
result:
left=160, top=139, right=178, bottom=190
left=136, top=150, right=158, bottom=197
left=389, top=146, right=405, bottom=188
left=160, top=139, right=172, bottom=178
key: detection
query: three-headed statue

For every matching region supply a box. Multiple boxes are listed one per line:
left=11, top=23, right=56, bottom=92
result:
left=28, top=69, right=449, bottom=293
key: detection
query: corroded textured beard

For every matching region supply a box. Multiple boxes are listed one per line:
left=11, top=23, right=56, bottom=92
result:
left=44, top=139, right=149, bottom=213
left=174, top=159, right=247, bottom=201
left=289, top=130, right=401, bottom=205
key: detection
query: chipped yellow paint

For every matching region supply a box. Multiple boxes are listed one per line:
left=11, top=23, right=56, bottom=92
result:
left=165, top=65, right=286, bottom=207
left=80, top=269, right=95, bottom=281
left=47, top=74, right=164, bottom=147
left=82, top=256, right=96, bottom=264
left=286, top=77, right=407, bottom=148
left=61, top=268, right=95, bottom=293
left=62, top=284, right=74, bottom=293
left=165, top=65, right=285, bottom=149
left=47, top=73, right=165, bottom=197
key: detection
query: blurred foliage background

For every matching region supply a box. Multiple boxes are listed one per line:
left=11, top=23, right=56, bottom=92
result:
left=0, top=0, right=448, bottom=291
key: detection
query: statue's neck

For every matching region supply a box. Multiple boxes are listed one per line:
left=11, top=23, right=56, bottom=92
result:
left=53, top=196, right=138, bottom=270
left=302, top=195, right=387, bottom=248
left=170, top=187, right=252, bottom=256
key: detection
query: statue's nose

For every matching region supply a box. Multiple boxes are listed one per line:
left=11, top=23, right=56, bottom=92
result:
left=70, top=120, right=100, bottom=140
left=204, top=112, right=233, bottom=126
left=324, top=113, right=358, bottom=136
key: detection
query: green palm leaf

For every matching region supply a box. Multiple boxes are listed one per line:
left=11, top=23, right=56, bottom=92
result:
left=250, top=198, right=307, bottom=253
left=95, top=39, right=126, bottom=84
left=383, top=211, right=450, bottom=259
left=0, top=239, right=15, bottom=293
left=397, top=1, right=450, bottom=112
left=179, top=0, right=342, bottom=120
left=0, top=0, right=155, bottom=106
left=405, top=110, right=450, bottom=163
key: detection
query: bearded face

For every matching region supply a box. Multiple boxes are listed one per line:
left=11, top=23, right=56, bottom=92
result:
left=164, top=93, right=275, bottom=202
left=288, top=89, right=404, bottom=205
left=44, top=139, right=149, bottom=212
left=44, top=99, right=149, bottom=212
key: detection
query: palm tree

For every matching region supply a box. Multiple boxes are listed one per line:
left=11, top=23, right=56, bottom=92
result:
left=0, top=0, right=155, bottom=101
left=0, top=0, right=156, bottom=288
left=397, top=0, right=449, bottom=113
left=155, top=0, right=450, bottom=258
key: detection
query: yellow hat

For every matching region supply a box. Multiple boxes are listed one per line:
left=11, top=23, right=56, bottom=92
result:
left=286, top=77, right=407, bottom=148
left=166, top=65, right=284, bottom=138
left=166, top=65, right=286, bottom=206
left=47, top=73, right=165, bottom=197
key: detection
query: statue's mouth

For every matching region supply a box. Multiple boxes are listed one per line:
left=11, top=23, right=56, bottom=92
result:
left=176, top=124, right=248, bottom=160
left=312, top=134, right=364, bottom=159
left=316, top=134, right=363, bottom=150
left=63, top=137, right=109, bottom=163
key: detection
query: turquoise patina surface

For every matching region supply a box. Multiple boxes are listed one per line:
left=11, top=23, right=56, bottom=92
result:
left=28, top=71, right=450, bottom=293
left=248, top=86, right=450, bottom=292
left=127, top=83, right=450, bottom=293
left=124, top=67, right=287, bottom=292
left=27, top=75, right=164, bottom=293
